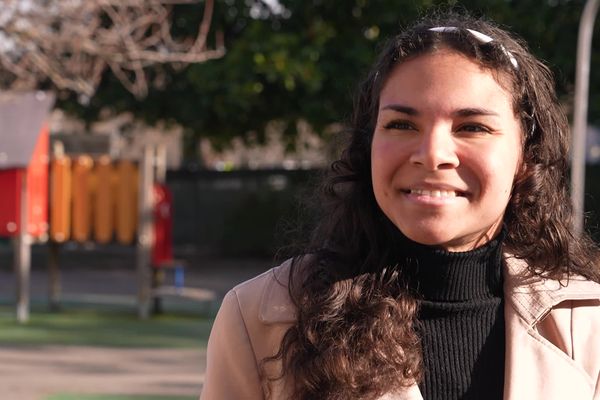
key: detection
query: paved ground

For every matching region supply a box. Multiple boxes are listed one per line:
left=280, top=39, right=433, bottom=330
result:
left=0, top=243, right=274, bottom=400
left=0, top=346, right=206, bottom=400
left=0, top=243, right=272, bottom=303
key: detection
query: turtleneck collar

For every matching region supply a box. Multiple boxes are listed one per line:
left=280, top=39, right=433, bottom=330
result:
left=394, top=229, right=506, bottom=302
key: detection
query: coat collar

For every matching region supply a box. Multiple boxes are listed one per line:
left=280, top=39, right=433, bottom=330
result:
left=503, top=255, right=600, bottom=326
left=259, top=257, right=600, bottom=326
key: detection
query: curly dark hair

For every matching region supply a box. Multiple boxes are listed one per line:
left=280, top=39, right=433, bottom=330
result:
left=264, top=11, right=600, bottom=400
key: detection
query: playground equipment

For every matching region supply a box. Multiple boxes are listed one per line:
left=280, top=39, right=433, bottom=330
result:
left=49, top=156, right=139, bottom=245
left=0, top=91, right=54, bottom=323
left=150, top=182, right=187, bottom=314
left=0, top=94, right=189, bottom=322
left=47, top=143, right=176, bottom=319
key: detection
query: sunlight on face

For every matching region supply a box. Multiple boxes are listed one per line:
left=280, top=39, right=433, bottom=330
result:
left=371, top=50, right=523, bottom=251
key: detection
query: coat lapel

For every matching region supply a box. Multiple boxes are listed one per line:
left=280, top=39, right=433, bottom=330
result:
left=503, top=256, right=600, bottom=400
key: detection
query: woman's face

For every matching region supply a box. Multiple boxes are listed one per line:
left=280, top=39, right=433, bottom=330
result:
left=371, top=50, right=523, bottom=251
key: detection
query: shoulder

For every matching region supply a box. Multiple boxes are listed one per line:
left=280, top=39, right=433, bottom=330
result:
left=202, top=261, right=295, bottom=399
left=226, top=258, right=296, bottom=325
left=209, top=258, right=296, bottom=383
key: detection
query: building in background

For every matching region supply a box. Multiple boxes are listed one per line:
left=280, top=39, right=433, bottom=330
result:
left=49, top=111, right=333, bottom=170
left=49, top=110, right=183, bottom=168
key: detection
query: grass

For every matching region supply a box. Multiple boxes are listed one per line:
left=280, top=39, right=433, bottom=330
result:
left=46, top=395, right=196, bottom=400
left=0, top=304, right=214, bottom=348
left=0, top=292, right=214, bottom=398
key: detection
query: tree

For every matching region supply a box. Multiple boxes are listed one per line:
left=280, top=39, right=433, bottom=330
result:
left=59, top=0, right=600, bottom=152
left=0, top=0, right=224, bottom=100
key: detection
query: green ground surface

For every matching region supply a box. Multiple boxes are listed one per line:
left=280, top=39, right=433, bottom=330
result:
left=0, top=304, right=213, bottom=348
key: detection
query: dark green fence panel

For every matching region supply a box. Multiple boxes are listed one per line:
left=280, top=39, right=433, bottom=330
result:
left=167, top=169, right=319, bottom=257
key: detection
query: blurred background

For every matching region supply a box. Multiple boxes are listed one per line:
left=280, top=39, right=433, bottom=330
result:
left=0, top=0, right=599, bottom=399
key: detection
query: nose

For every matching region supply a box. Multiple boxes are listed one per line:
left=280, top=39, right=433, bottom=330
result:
left=409, top=125, right=459, bottom=170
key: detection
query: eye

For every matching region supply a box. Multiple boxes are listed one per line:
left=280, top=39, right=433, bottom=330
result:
left=456, top=123, right=491, bottom=134
left=383, top=120, right=416, bottom=131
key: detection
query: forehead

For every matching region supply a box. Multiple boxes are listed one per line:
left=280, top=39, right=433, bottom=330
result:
left=379, top=50, right=516, bottom=114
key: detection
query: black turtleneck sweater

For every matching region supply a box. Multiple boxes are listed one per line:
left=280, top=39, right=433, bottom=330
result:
left=400, top=234, right=505, bottom=400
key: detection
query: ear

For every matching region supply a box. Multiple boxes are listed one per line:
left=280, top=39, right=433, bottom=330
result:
left=512, top=157, right=528, bottom=188
left=514, top=131, right=528, bottom=180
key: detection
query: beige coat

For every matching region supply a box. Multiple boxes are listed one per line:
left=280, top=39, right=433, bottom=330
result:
left=201, top=257, right=600, bottom=400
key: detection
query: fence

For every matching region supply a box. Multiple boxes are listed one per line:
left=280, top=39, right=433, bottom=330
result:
left=167, top=168, right=320, bottom=257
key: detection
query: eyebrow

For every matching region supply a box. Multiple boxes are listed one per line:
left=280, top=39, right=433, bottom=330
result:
left=380, top=104, right=500, bottom=117
left=453, top=107, right=500, bottom=117
left=380, top=104, right=419, bottom=115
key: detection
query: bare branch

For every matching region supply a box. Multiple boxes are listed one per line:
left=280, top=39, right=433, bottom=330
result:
left=0, top=0, right=225, bottom=99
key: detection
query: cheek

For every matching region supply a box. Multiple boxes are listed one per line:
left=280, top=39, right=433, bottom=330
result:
left=371, top=136, right=408, bottom=187
left=371, top=149, right=388, bottom=201
left=371, top=136, right=390, bottom=181
left=504, top=143, right=524, bottom=192
left=371, top=135, right=402, bottom=205
left=477, top=149, right=521, bottom=199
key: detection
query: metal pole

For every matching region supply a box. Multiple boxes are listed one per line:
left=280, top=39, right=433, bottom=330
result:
left=14, top=171, right=31, bottom=323
left=48, top=241, right=61, bottom=311
left=136, top=146, right=155, bottom=319
left=155, top=143, right=167, bottom=184
left=571, top=0, right=600, bottom=235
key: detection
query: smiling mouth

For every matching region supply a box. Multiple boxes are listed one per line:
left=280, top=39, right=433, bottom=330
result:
left=402, top=189, right=467, bottom=198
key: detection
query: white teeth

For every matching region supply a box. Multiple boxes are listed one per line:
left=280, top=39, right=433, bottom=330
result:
left=410, top=189, right=457, bottom=197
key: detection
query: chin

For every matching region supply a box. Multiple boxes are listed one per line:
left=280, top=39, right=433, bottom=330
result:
left=401, top=229, right=448, bottom=245
left=398, top=227, right=468, bottom=251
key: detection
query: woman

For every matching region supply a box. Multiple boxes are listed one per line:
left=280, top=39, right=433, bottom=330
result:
left=201, top=12, right=600, bottom=400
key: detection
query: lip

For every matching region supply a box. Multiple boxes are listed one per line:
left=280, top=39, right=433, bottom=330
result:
left=399, top=183, right=469, bottom=206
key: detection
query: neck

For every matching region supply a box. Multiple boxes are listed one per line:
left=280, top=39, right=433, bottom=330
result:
left=394, top=230, right=505, bottom=301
